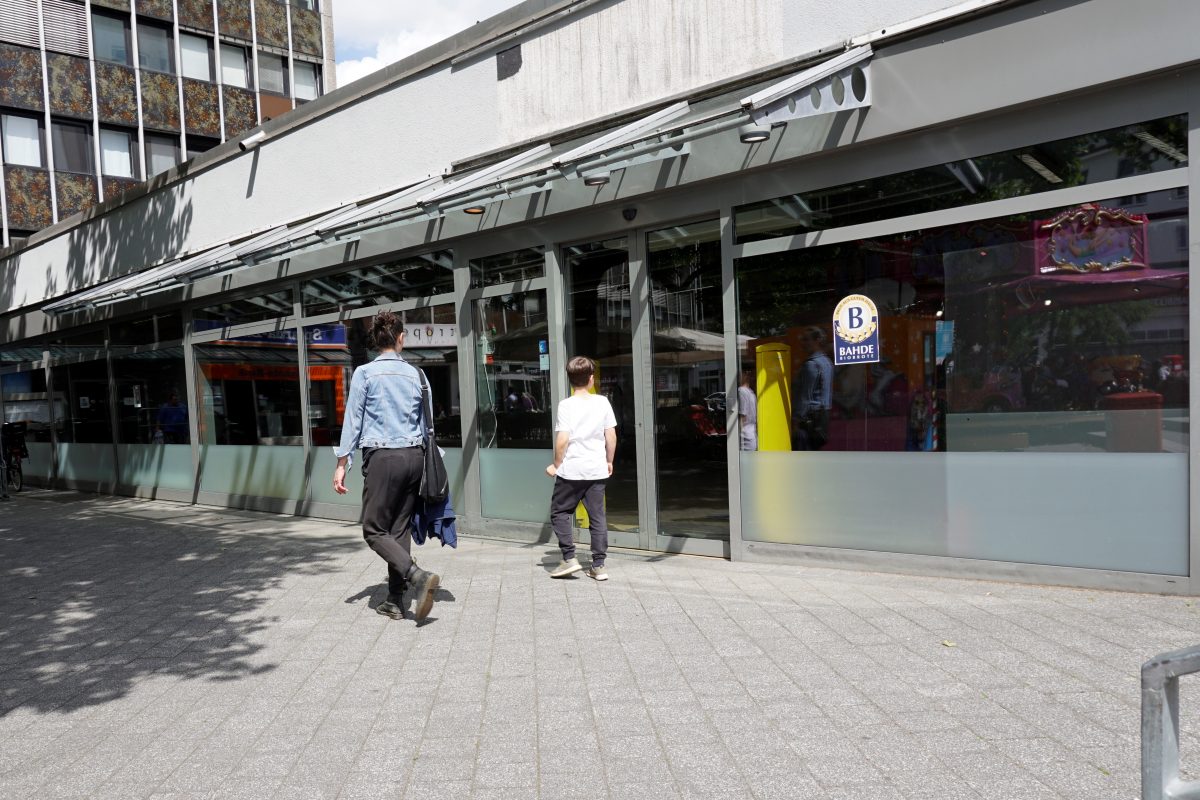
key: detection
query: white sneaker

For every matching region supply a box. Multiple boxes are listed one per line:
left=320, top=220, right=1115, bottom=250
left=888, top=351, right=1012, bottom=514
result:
left=587, top=565, right=608, bottom=581
left=550, top=558, right=583, bottom=578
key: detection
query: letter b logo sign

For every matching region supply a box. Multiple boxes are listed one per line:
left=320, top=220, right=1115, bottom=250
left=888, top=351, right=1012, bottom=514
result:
left=848, top=307, right=863, bottom=330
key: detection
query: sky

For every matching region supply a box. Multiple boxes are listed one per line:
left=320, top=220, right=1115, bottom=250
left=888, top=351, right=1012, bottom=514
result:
left=334, top=0, right=528, bottom=87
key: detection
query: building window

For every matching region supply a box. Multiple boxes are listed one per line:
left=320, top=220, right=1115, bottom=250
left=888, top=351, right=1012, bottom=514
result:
left=292, top=0, right=317, bottom=10
left=92, top=12, right=131, bottom=65
left=179, top=33, right=214, bottom=82
left=99, top=128, right=136, bottom=178
left=294, top=61, right=319, bottom=102
left=137, top=21, right=173, bottom=73
left=51, top=119, right=93, bottom=174
left=258, top=52, right=287, bottom=95
left=219, top=44, right=251, bottom=89
left=1, top=113, right=44, bottom=167
left=144, top=132, right=179, bottom=177
left=186, top=135, right=219, bottom=161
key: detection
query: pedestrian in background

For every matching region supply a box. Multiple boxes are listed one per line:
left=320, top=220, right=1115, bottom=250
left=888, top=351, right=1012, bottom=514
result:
left=545, top=356, right=616, bottom=581
left=334, top=310, right=441, bottom=622
left=738, top=370, right=758, bottom=451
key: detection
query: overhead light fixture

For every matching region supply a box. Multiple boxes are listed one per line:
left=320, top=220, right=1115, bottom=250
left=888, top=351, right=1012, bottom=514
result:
left=738, top=122, right=771, bottom=144
left=463, top=205, right=486, bottom=215
left=1044, top=299, right=1053, bottom=307
left=583, top=171, right=610, bottom=187
left=1017, top=153, right=1062, bottom=184
left=238, top=130, right=267, bottom=151
left=1133, top=130, right=1188, bottom=164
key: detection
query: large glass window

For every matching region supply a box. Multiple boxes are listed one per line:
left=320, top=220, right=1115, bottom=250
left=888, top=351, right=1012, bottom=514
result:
left=92, top=13, right=130, bottom=65
left=137, top=22, right=173, bottom=73
left=2, top=369, right=52, bottom=443
left=300, top=252, right=454, bottom=317
left=735, top=115, right=1187, bottom=244
left=51, top=120, right=94, bottom=174
left=1, top=114, right=43, bottom=168
left=258, top=52, right=287, bottom=95
left=53, top=360, right=113, bottom=444
left=99, top=128, right=135, bottom=178
left=144, top=133, right=179, bottom=177
left=195, top=331, right=302, bottom=446
left=469, top=246, right=545, bottom=289
left=294, top=62, right=319, bottom=102
left=475, top=290, right=554, bottom=521
left=179, top=33, right=214, bottom=82
left=220, top=44, right=251, bottom=89
left=646, top=220, right=728, bottom=539
left=112, top=347, right=189, bottom=444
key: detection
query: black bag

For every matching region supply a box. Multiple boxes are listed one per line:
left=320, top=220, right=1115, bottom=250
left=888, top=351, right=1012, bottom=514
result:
left=417, top=369, right=449, bottom=504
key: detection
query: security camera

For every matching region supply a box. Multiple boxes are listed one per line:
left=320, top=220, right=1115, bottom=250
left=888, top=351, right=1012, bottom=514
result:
left=622, top=207, right=637, bottom=222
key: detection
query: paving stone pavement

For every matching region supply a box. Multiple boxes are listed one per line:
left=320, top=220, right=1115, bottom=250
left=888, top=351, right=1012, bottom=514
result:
left=2, top=490, right=1199, bottom=799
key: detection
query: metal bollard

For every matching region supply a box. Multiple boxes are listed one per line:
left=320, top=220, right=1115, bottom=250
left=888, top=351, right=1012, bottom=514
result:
left=1143, top=645, right=1200, bottom=799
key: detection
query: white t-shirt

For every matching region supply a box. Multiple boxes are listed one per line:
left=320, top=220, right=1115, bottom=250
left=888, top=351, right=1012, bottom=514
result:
left=554, top=392, right=617, bottom=480
left=737, top=385, right=758, bottom=451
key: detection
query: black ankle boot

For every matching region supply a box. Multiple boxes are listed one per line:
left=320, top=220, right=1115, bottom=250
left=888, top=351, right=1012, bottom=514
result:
left=405, top=562, right=440, bottom=622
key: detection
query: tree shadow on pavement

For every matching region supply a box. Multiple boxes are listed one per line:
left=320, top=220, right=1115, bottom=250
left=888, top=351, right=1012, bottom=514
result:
left=0, top=492, right=357, bottom=717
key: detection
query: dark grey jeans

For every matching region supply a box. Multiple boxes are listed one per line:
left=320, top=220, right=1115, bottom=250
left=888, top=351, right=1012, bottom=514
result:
left=549, top=477, right=608, bottom=566
left=361, top=446, right=423, bottom=600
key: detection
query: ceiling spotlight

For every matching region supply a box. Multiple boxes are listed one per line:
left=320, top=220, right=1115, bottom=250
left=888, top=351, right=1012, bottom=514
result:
left=738, top=122, right=771, bottom=144
left=238, top=130, right=267, bottom=151
left=463, top=205, right=486, bottom=215
left=1044, top=299, right=1053, bottom=307
left=583, top=171, right=610, bottom=187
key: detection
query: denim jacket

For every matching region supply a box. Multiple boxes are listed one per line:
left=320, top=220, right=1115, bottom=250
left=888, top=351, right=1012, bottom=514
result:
left=334, top=352, right=427, bottom=466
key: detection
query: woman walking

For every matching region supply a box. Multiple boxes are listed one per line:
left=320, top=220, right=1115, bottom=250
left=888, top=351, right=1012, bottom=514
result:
left=333, top=310, right=441, bottom=622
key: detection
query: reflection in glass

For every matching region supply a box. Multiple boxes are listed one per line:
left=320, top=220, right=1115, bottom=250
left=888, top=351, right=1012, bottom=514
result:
left=306, top=306, right=461, bottom=451
left=301, top=251, right=454, bottom=316
left=646, top=220, right=728, bottom=539
left=2, top=369, right=52, bottom=443
left=475, top=290, right=552, bottom=449
left=564, top=238, right=639, bottom=533
left=112, top=347, right=189, bottom=443
left=194, top=289, right=294, bottom=328
left=54, top=360, right=114, bottom=443
left=469, top=246, right=545, bottom=289
left=735, top=115, right=1188, bottom=243
left=736, top=188, right=1188, bottom=453
left=195, top=330, right=303, bottom=445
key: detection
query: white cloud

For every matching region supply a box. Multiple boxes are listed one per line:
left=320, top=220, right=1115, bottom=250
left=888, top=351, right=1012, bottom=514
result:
left=335, top=0, right=525, bottom=87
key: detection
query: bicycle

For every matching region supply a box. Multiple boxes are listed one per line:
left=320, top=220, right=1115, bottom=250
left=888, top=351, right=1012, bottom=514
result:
left=2, top=422, right=27, bottom=494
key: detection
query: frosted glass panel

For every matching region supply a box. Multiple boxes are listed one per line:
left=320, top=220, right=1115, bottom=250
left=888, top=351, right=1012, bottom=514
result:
left=117, top=444, right=193, bottom=491
left=310, top=447, right=465, bottom=509
left=56, top=443, right=116, bottom=485
left=100, top=130, right=134, bottom=178
left=741, top=451, right=1187, bottom=575
left=480, top=448, right=553, bottom=523
left=179, top=34, right=212, bottom=81
left=23, top=442, right=52, bottom=481
left=198, top=444, right=306, bottom=500
left=2, top=115, right=42, bottom=167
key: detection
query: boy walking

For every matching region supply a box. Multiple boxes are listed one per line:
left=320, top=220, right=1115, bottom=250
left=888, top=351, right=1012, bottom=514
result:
left=545, top=356, right=616, bottom=581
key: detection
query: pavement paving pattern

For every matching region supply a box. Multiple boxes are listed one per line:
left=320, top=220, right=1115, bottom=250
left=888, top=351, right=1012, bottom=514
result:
left=1, top=490, right=1198, bottom=799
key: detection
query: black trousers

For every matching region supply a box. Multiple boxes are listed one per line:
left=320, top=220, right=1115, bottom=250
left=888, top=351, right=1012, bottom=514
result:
left=361, top=447, right=423, bottom=600
left=549, top=477, right=608, bottom=566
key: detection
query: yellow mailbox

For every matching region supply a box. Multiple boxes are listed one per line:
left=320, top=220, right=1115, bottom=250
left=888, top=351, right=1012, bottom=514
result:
left=756, top=342, right=793, bottom=451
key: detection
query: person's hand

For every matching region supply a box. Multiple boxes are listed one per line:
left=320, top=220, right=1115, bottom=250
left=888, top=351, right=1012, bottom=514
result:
left=333, top=465, right=348, bottom=494
left=545, top=464, right=557, bottom=478
left=607, top=461, right=614, bottom=476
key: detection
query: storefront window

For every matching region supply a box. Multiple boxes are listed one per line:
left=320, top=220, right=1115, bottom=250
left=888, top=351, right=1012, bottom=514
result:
left=53, top=360, right=114, bottom=444
left=736, top=183, right=1189, bottom=575
left=646, top=220, right=728, bottom=539
left=734, top=115, right=1187, bottom=243
left=469, top=246, right=545, bottom=289
left=112, top=347, right=189, bottom=444
left=301, top=252, right=454, bottom=317
left=2, top=369, right=52, bottom=443
left=195, top=331, right=302, bottom=445
left=194, top=289, right=295, bottom=328
left=475, top=290, right=553, bottom=521
left=110, top=313, right=184, bottom=345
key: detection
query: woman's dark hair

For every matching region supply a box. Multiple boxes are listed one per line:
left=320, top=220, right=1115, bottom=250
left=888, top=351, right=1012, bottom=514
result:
left=371, top=310, right=405, bottom=350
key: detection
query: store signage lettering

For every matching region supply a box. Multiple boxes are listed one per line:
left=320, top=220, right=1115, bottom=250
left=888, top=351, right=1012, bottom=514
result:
left=832, top=294, right=880, bottom=366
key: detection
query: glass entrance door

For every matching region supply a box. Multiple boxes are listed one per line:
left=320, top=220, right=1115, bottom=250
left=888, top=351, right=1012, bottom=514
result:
left=645, top=220, right=730, bottom=548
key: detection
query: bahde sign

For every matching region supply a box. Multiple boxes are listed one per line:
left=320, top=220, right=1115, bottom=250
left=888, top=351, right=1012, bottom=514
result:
left=832, top=294, right=880, bottom=365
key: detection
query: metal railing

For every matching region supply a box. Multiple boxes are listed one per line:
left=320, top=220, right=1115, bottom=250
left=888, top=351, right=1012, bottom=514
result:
left=1143, top=645, right=1200, bottom=799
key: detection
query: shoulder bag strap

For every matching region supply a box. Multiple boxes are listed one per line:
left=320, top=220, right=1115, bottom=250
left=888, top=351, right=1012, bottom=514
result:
left=417, top=368, right=437, bottom=444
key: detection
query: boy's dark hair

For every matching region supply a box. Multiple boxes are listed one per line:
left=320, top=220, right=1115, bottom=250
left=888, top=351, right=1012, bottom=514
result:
left=370, top=310, right=405, bottom=350
left=566, top=356, right=596, bottom=388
